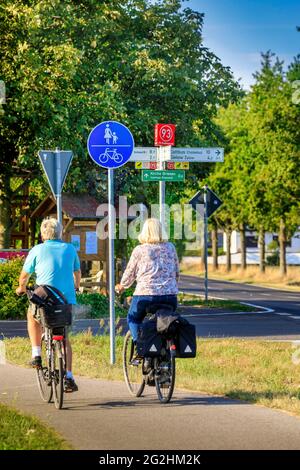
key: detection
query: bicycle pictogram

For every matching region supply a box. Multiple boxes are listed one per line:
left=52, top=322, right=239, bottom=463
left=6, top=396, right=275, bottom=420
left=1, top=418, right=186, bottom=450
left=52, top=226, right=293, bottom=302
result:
left=99, top=148, right=123, bottom=164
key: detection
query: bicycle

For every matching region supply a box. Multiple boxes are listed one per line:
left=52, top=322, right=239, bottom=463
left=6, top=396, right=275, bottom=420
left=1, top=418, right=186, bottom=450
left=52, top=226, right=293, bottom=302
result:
left=99, top=148, right=123, bottom=164
left=26, top=287, right=71, bottom=410
left=123, top=310, right=177, bottom=404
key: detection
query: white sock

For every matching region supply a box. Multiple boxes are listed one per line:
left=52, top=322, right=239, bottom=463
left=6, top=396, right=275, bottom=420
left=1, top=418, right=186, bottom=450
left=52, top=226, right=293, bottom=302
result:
left=66, top=371, right=73, bottom=379
left=32, top=346, right=41, bottom=358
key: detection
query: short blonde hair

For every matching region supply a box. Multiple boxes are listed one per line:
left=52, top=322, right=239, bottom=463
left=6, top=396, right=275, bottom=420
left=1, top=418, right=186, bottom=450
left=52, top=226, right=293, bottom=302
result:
left=138, top=218, right=168, bottom=244
left=41, top=218, right=62, bottom=241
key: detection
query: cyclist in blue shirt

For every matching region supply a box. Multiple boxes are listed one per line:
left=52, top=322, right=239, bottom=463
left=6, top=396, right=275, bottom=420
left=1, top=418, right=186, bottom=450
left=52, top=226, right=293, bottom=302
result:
left=16, top=218, right=81, bottom=392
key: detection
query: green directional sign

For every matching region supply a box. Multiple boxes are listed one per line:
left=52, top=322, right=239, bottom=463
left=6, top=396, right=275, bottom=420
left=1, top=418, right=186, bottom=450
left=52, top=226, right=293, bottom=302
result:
left=142, top=170, right=185, bottom=182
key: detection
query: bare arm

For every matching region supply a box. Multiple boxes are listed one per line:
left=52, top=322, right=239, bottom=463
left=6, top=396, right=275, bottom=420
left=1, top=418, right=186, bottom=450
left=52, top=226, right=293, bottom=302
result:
left=16, top=270, right=31, bottom=295
left=74, top=269, right=81, bottom=290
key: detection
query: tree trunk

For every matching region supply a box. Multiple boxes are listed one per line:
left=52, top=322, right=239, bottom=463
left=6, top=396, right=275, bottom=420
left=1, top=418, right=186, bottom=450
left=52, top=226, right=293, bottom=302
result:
left=279, top=218, right=287, bottom=276
left=240, top=223, right=247, bottom=270
left=211, top=223, right=218, bottom=271
left=258, top=226, right=266, bottom=273
left=225, top=229, right=232, bottom=272
left=0, top=174, right=12, bottom=249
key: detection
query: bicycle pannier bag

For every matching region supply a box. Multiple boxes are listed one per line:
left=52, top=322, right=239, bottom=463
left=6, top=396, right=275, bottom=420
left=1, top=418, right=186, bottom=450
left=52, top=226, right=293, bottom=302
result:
left=176, top=322, right=197, bottom=358
left=137, top=320, right=162, bottom=357
left=29, top=285, right=72, bottom=328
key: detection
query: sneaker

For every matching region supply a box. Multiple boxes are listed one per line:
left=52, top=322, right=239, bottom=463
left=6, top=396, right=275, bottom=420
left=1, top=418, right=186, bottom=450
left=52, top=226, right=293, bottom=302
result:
left=64, top=377, right=78, bottom=393
left=30, top=356, right=42, bottom=368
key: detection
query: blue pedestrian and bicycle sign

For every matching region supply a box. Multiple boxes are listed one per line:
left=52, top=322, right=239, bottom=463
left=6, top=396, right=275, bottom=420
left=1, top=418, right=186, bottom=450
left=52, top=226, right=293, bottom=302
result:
left=87, top=121, right=134, bottom=169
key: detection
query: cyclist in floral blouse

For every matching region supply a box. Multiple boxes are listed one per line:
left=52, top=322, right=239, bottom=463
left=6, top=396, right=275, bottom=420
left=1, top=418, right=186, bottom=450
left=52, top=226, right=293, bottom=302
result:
left=115, top=218, right=179, bottom=342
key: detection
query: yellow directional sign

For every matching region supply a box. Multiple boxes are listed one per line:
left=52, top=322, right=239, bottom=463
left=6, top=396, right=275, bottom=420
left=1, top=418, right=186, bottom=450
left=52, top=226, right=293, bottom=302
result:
left=181, top=162, right=189, bottom=170
left=167, top=162, right=189, bottom=170
left=135, top=161, right=143, bottom=169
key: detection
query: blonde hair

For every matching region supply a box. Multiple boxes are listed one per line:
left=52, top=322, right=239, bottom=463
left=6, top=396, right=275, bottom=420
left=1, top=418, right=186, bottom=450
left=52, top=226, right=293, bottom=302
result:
left=138, top=218, right=168, bottom=244
left=41, top=218, right=62, bottom=241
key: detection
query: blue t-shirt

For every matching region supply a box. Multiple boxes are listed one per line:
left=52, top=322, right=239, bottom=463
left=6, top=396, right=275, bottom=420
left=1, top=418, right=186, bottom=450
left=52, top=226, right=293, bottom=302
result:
left=23, top=240, right=80, bottom=304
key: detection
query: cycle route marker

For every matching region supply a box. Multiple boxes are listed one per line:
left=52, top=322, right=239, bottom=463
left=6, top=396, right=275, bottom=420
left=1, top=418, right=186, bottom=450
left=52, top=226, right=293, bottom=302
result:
left=87, top=121, right=135, bottom=365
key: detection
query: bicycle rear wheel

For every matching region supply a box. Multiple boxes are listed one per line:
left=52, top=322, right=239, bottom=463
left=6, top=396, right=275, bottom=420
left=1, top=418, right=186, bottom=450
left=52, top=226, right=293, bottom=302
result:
left=51, top=341, right=64, bottom=409
left=154, top=350, right=176, bottom=404
left=36, top=334, right=52, bottom=403
left=123, top=331, right=145, bottom=397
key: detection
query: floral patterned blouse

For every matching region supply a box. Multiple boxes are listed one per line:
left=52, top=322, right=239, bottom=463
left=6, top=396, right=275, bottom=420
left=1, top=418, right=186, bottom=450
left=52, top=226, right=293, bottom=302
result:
left=120, top=242, right=179, bottom=296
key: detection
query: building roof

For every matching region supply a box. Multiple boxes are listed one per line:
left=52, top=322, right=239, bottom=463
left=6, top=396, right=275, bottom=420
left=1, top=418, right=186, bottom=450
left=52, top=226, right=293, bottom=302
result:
left=31, top=193, right=136, bottom=220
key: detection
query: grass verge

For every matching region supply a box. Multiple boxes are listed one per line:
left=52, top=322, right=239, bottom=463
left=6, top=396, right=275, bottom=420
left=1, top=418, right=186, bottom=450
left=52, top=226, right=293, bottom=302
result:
left=178, top=293, right=257, bottom=312
left=180, top=264, right=300, bottom=291
left=0, top=403, right=71, bottom=450
left=5, top=335, right=300, bottom=417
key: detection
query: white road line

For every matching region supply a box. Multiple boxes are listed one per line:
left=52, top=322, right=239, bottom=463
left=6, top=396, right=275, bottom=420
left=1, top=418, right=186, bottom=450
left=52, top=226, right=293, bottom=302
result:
left=289, top=316, right=300, bottom=320
left=273, top=313, right=292, bottom=317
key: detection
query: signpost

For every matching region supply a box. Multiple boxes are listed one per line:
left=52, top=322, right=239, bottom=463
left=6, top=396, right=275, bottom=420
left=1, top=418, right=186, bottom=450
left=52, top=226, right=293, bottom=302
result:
left=189, top=186, right=223, bottom=301
left=87, top=121, right=134, bottom=365
left=38, top=149, right=73, bottom=224
left=154, top=123, right=176, bottom=146
left=142, top=169, right=185, bottom=182
left=162, top=147, right=224, bottom=162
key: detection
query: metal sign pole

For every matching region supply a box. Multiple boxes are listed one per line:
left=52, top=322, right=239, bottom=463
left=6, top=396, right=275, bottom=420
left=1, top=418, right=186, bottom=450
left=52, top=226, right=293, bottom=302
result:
left=158, top=147, right=166, bottom=229
left=108, top=168, right=116, bottom=364
left=55, top=147, right=63, bottom=226
left=203, top=185, right=208, bottom=301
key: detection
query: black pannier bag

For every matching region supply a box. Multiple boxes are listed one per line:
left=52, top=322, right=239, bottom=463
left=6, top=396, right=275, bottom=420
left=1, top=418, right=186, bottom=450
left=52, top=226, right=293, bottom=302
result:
left=176, top=321, right=197, bottom=358
left=136, top=320, right=163, bottom=357
left=28, top=285, right=72, bottom=329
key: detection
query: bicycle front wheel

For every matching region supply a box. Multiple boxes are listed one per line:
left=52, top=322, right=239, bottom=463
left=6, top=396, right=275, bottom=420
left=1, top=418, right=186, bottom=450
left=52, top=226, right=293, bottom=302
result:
left=154, top=351, right=176, bottom=404
left=51, top=342, right=64, bottom=409
left=123, top=331, right=145, bottom=397
left=36, top=334, right=52, bottom=403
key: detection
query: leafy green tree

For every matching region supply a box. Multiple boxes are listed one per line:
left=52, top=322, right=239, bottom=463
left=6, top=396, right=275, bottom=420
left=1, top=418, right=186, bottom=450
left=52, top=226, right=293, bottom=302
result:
left=0, top=0, right=240, bottom=248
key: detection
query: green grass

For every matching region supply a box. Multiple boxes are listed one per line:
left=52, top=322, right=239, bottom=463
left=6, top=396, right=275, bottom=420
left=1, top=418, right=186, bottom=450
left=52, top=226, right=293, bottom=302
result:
left=5, top=335, right=300, bottom=417
left=178, top=294, right=256, bottom=312
left=0, top=403, right=71, bottom=450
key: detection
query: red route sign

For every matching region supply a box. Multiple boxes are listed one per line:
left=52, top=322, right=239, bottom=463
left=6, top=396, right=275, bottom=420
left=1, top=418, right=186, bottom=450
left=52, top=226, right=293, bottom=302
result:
left=154, top=123, right=176, bottom=146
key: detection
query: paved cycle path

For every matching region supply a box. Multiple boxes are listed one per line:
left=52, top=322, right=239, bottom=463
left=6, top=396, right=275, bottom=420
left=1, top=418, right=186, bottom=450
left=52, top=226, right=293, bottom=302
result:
left=1, top=363, right=300, bottom=450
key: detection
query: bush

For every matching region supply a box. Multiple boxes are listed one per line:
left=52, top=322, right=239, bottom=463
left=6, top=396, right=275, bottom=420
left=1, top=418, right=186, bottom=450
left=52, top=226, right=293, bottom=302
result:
left=76, top=292, right=127, bottom=318
left=0, top=258, right=28, bottom=320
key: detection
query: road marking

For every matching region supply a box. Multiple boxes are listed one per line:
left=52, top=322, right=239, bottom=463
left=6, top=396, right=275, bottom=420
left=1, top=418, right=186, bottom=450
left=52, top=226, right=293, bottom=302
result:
left=289, top=316, right=300, bottom=320
left=274, top=313, right=292, bottom=316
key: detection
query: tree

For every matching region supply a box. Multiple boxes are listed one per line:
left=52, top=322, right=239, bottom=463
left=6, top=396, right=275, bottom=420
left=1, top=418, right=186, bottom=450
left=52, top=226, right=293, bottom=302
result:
left=0, top=0, right=240, bottom=248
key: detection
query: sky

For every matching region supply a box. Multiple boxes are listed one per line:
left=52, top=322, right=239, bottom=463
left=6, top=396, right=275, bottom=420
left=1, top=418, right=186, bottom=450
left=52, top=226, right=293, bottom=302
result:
left=185, top=0, right=300, bottom=89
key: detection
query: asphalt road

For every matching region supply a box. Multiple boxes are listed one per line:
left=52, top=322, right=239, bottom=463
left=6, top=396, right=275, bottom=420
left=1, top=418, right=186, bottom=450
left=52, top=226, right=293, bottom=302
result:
left=178, top=275, right=300, bottom=341
left=1, top=363, right=300, bottom=450
left=1, top=276, right=300, bottom=340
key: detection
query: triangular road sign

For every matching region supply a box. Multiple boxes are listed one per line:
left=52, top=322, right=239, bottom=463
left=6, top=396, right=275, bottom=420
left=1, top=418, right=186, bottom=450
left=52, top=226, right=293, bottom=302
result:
left=38, top=150, right=73, bottom=197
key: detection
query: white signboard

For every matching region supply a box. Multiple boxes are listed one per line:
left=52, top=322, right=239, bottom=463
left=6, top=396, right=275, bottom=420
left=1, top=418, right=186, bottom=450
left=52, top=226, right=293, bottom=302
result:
left=129, top=147, right=157, bottom=162
left=85, top=231, right=98, bottom=255
left=163, top=147, right=224, bottom=162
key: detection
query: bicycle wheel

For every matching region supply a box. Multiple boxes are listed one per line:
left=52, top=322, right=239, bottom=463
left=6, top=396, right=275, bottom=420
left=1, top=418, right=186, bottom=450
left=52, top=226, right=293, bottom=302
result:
left=123, top=331, right=145, bottom=397
left=114, top=153, right=123, bottom=164
left=154, top=349, right=176, bottom=404
left=36, top=333, right=52, bottom=403
left=51, top=341, right=64, bottom=409
left=99, top=152, right=109, bottom=164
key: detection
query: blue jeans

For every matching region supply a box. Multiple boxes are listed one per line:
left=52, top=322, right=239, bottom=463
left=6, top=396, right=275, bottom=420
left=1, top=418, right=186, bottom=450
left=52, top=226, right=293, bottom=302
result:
left=127, top=295, right=178, bottom=341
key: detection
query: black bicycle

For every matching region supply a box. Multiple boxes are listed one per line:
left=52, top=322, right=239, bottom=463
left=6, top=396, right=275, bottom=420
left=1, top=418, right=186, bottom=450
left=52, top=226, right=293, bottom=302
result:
left=123, top=319, right=176, bottom=404
left=26, top=287, right=71, bottom=410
